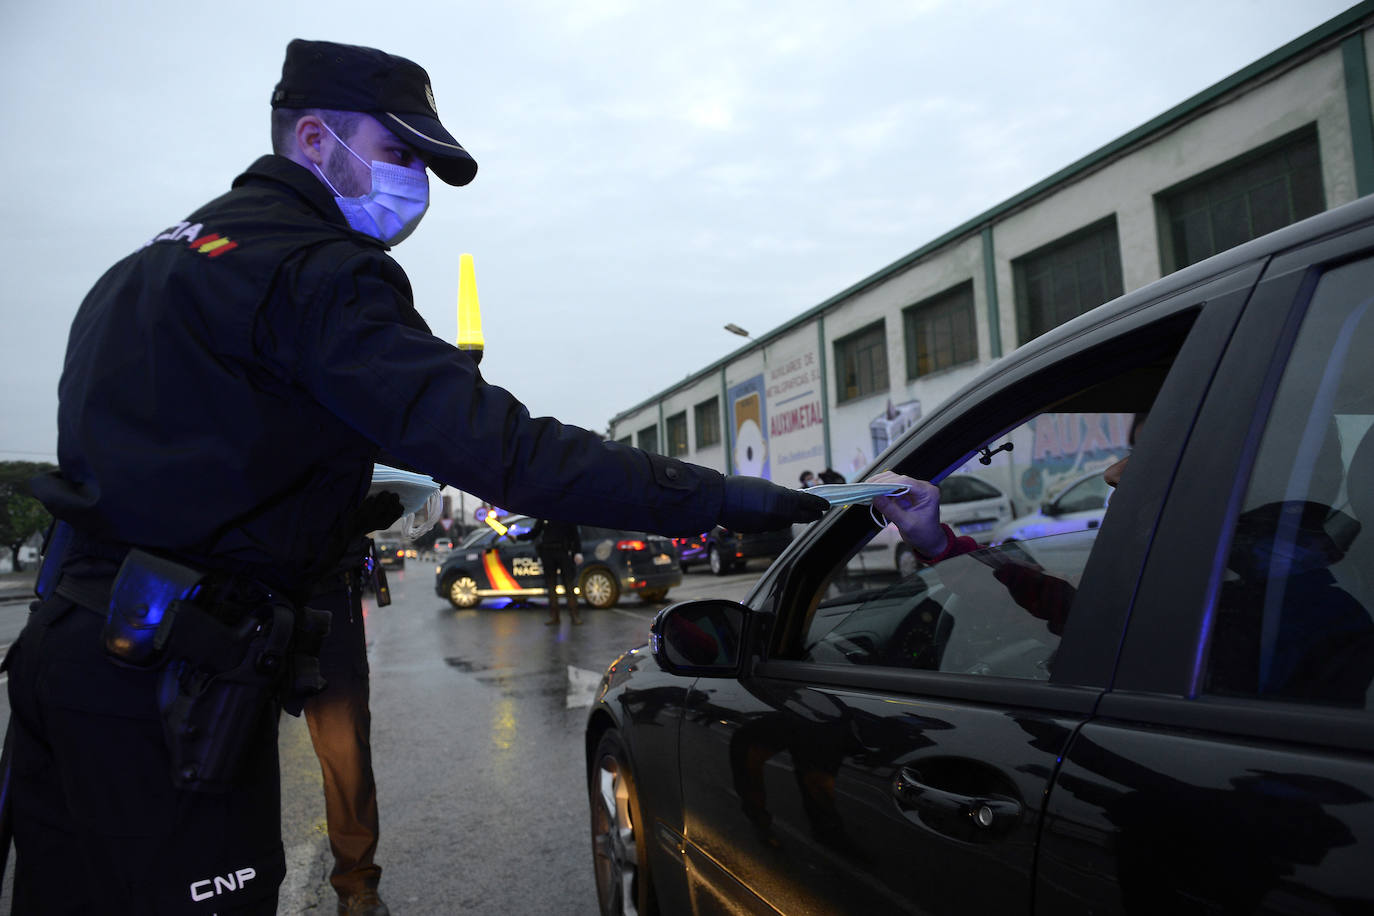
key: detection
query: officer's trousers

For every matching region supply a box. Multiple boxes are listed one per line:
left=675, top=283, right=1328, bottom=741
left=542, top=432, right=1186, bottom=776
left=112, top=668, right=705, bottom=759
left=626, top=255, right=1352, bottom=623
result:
left=5, top=595, right=285, bottom=914
left=538, top=547, right=578, bottom=610
left=303, top=581, right=381, bottom=899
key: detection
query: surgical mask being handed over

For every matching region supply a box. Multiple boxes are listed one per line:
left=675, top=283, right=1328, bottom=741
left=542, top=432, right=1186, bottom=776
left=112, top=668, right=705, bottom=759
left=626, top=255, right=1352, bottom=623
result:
left=314, top=121, right=429, bottom=245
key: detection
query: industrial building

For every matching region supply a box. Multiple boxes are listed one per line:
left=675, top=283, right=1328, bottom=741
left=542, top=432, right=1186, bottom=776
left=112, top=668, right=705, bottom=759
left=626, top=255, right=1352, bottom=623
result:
left=604, top=2, right=1374, bottom=514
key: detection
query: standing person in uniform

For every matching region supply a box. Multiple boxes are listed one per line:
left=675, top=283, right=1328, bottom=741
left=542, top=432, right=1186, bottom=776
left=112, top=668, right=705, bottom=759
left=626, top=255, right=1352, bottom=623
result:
left=3, top=38, right=827, bottom=913
left=522, top=518, right=584, bottom=625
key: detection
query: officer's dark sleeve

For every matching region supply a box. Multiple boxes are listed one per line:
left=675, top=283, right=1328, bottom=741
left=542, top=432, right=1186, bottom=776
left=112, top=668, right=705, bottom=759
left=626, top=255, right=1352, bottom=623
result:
left=293, top=257, right=726, bottom=537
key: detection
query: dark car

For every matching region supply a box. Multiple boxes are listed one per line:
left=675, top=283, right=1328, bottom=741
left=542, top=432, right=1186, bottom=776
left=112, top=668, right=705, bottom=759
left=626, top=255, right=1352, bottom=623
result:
left=679, top=524, right=795, bottom=576
left=434, top=515, right=681, bottom=610
left=373, top=537, right=407, bottom=569
left=584, top=196, right=1374, bottom=915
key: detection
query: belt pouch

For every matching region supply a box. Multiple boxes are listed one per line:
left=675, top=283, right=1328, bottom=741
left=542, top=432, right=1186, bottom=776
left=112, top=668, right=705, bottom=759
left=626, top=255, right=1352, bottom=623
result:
left=104, top=549, right=207, bottom=667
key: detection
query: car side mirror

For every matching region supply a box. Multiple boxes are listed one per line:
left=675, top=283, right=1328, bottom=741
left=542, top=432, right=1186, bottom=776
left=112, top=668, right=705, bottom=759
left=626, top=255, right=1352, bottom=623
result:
left=1040, top=501, right=1058, bottom=517
left=650, top=599, right=749, bottom=678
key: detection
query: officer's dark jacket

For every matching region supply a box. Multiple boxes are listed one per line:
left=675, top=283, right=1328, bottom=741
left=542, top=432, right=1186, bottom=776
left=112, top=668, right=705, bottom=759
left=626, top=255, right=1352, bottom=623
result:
left=523, top=518, right=582, bottom=553
left=36, top=155, right=723, bottom=598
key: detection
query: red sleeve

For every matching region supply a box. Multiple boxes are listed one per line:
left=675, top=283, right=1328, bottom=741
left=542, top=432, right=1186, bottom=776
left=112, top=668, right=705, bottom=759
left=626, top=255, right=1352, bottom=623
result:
left=921, top=524, right=980, bottom=563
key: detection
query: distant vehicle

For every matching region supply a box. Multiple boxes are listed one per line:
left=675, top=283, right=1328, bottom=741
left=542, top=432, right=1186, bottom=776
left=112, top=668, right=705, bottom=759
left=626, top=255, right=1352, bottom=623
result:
left=989, top=470, right=1112, bottom=544
left=434, top=516, right=681, bottom=609
left=374, top=538, right=406, bottom=569
left=679, top=525, right=794, bottom=576
left=432, top=537, right=454, bottom=556
left=864, top=474, right=1015, bottom=576
left=672, top=532, right=707, bottom=572
left=937, top=474, right=1016, bottom=541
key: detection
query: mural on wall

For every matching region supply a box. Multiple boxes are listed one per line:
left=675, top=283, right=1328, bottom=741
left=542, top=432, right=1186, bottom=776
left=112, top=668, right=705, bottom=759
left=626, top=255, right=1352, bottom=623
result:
left=1014, top=412, right=1134, bottom=503
left=766, top=350, right=826, bottom=486
left=728, top=374, right=770, bottom=479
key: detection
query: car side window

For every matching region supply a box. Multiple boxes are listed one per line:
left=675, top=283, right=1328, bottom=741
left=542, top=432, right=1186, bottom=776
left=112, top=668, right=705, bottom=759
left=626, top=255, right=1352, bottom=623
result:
left=1205, top=258, right=1374, bottom=708
left=800, top=531, right=1102, bottom=679
left=940, top=475, right=1000, bottom=503
left=467, top=529, right=498, bottom=549
left=788, top=409, right=1134, bottom=680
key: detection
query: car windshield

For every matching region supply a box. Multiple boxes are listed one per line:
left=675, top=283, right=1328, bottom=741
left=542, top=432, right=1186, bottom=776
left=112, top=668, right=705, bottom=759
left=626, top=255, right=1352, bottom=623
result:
left=456, top=529, right=487, bottom=548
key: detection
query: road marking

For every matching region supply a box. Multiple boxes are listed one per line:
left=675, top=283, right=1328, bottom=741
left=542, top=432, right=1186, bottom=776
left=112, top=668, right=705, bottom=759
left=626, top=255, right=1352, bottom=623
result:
left=567, top=665, right=604, bottom=709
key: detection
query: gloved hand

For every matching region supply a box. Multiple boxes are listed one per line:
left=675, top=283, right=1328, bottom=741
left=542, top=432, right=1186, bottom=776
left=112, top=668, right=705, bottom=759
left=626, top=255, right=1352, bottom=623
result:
left=720, top=476, right=829, bottom=533
left=352, top=491, right=405, bottom=539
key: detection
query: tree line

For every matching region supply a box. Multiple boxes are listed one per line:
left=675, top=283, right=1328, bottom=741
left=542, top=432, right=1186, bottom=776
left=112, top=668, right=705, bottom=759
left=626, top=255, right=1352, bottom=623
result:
left=1, top=461, right=55, bottom=573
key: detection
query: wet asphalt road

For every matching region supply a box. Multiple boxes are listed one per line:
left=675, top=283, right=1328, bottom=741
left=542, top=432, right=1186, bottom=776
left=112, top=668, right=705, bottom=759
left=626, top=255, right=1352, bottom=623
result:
left=277, top=560, right=761, bottom=915
left=0, top=562, right=762, bottom=915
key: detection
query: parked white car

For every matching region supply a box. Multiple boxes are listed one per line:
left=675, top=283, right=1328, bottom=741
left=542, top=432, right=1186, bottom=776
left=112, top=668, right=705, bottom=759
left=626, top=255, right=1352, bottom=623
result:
left=989, top=470, right=1113, bottom=544
left=936, top=474, right=1016, bottom=542
left=856, top=474, right=1016, bottom=576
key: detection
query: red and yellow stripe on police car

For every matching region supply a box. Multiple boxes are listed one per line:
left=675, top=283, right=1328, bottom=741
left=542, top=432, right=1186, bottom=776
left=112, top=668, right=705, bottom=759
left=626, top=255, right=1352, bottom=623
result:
left=481, top=549, right=524, bottom=592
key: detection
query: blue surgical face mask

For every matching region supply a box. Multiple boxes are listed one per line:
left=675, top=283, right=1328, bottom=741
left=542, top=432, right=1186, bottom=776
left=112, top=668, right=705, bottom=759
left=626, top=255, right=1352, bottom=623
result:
left=314, top=122, right=430, bottom=245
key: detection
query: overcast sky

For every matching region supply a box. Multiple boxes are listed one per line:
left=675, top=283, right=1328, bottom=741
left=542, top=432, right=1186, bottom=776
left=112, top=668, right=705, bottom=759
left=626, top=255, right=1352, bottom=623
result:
left=0, top=0, right=1358, bottom=463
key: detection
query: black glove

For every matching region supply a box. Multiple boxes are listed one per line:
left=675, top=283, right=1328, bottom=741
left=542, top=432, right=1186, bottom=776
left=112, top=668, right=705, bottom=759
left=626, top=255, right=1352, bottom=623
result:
left=720, top=476, right=829, bottom=533
left=352, top=491, right=405, bottom=539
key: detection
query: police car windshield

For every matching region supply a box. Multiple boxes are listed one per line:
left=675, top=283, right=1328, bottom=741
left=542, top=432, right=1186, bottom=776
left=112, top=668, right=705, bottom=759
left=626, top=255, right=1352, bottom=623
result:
left=456, top=528, right=489, bottom=548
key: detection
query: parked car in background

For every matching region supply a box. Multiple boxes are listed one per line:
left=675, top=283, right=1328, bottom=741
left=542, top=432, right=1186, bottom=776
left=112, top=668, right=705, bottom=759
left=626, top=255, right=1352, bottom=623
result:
left=937, top=474, right=1016, bottom=540
left=679, top=525, right=795, bottom=576
left=586, top=197, right=1374, bottom=915
left=373, top=537, right=407, bottom=569
left=860, top=474, right=1016, bottom=576
left=672, top=532, right=707, bottom=571
left=989, top=470, right=1113, bottom=544
left=435, top=515, right=681, bottom=609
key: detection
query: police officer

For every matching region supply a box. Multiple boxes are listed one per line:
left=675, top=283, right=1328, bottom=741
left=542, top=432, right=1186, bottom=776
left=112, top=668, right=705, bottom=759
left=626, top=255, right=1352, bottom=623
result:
left=522, top=518, right=584, bottom=625
left=4, top=38, right=826, bottom=914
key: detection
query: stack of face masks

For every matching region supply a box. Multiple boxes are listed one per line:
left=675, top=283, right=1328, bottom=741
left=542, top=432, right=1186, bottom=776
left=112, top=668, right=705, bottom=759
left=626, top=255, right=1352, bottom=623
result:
left=801, top=482, right=910, bottom=507
left=369, top=464, right=443, bottom=538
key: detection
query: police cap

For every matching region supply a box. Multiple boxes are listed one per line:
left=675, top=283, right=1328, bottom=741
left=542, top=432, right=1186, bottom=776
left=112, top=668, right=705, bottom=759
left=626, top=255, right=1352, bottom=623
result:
left=271, top=38, right=477, bottom=187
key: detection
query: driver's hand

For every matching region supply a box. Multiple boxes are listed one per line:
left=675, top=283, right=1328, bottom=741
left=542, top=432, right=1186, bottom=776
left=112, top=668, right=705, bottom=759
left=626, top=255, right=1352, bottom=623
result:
left=870, top=471, right=947, bottom=558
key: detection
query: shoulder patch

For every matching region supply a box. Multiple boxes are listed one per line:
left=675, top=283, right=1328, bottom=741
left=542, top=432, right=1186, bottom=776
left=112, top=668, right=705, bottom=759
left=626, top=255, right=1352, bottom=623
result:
left=143, top=221, right=240, bottom=258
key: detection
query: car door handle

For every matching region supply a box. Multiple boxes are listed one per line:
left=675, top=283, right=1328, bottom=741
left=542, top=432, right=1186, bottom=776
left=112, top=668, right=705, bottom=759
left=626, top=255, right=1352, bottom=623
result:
left=892, top=766, right=1022, bottom=831
left=1087, top=519, right=1100, bottom=529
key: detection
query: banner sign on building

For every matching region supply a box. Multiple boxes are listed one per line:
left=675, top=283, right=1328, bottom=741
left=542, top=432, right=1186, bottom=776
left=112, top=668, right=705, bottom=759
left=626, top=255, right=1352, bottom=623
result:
left=728, top=374, right=770, bottom=478
left=767, top=350, right=826, bottom=486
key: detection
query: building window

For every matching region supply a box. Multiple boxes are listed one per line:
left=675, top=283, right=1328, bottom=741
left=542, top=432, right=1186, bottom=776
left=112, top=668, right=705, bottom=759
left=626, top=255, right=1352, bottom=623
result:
left=903, top=281, right=977, bottom=380
left=695, top=397, right=721, bottom=448
left=637, top=425, right=658, bottom=454
left=834, top=321, right=889, bottom=403
left=665, top=411, right=689, bottom=457
left=1159, top=126, right=1324, bottom=274
left=1013, top=217, right=1123, bottom=344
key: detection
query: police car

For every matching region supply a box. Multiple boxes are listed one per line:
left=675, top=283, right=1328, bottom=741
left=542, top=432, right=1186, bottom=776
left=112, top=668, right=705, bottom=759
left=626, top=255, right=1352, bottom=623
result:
left=434, top=515, right=682, bottom=610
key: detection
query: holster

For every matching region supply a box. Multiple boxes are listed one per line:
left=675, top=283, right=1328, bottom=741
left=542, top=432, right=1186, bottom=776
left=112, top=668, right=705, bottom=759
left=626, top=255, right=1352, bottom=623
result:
left=99, top=549, right=332, bottom=792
